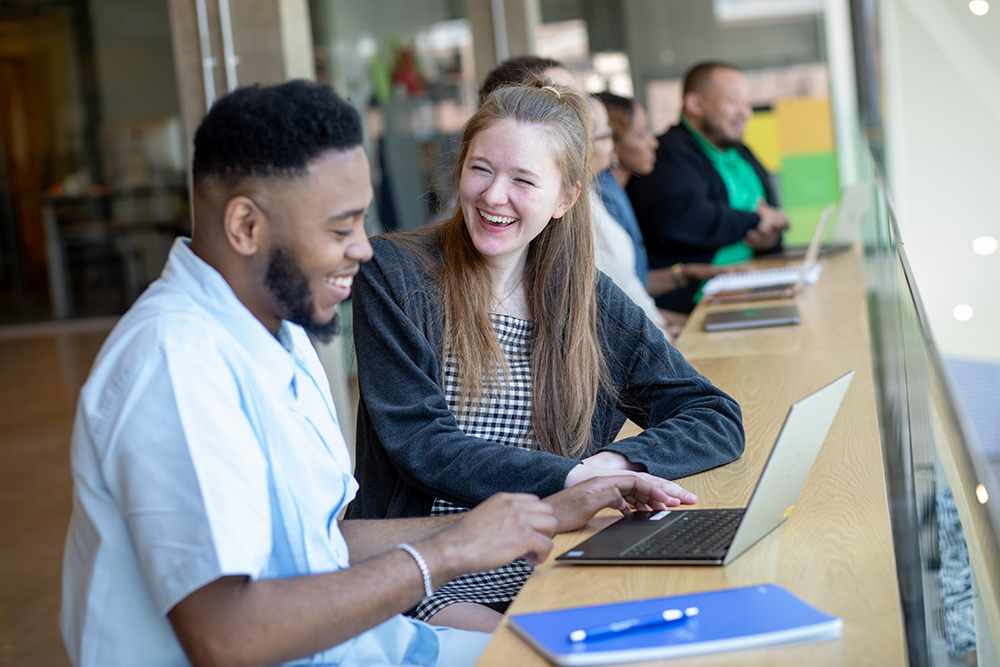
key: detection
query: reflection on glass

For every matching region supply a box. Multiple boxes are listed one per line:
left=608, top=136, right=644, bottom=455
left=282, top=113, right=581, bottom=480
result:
left=865, top=170, right=1000, bottom=666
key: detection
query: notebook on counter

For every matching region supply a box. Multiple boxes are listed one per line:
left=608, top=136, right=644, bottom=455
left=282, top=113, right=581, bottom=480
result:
left=703, top=204, right=834, bottom=303
left=508, top=583, right=843, bottom=666
left=702, top=305, right=801, bottom=331
left=555, top=371, right=853, bottom=566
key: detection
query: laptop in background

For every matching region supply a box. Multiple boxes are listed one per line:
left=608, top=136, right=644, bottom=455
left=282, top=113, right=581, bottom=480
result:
left=777, top=241, right=851, bottom=261
left=778, top=180, right=872, bottom=259
left=830, top=180, right=872, bottom=244
left=555, top=371, right=854, bottom=566
left=703, top=204, right=834, bottom=303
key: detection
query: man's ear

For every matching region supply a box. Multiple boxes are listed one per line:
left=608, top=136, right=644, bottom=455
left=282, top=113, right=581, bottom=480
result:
left=223, top=195, right=267, bottom=257
left=683, top=91, right=702, bottom=118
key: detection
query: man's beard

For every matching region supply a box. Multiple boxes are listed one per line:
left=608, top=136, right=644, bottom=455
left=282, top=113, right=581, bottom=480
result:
left=264, top=246, right=342, bottom=344
left=701, top=116, right=740, bottom=149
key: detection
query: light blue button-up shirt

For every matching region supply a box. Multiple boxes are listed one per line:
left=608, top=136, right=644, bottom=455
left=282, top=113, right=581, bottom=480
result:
left=61, top=238, right=489, bottom=667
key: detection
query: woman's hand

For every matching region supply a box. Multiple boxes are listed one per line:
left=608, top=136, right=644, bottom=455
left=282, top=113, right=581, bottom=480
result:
left=545, top=475, right=679, bottom=534
left=564, top=451, right=697, bottom=510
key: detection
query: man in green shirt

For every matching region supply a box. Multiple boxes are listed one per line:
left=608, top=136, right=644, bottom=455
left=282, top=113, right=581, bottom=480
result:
left=627, top=61, right=789, bottom=313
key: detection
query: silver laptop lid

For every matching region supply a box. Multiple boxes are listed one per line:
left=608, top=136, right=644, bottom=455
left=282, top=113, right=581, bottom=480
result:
left=723, top=371, right=855, bottom=564
left=830, top=180, right=872, bottom=244
left=791, top=204, right=836, bottom=294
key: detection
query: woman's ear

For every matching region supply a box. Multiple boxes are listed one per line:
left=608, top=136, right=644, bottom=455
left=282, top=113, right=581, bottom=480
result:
left=551, top=181, right=582, bottom=220
left=222, top=195, right=267, bottom=257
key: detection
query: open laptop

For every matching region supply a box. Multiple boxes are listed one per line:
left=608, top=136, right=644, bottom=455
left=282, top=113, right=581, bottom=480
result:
left=703, top=204, right=834, bottom=303
left=778, top=181, right=872, bottom=259
left=555, top=371, right=854, bottom=566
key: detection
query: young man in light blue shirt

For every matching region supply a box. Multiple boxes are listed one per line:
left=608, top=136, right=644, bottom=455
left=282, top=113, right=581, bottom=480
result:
left=60, top=81, right=684, bottom=667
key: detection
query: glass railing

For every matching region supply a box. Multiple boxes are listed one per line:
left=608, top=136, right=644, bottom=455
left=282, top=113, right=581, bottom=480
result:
left=863, top=170, right=1000, bottom=667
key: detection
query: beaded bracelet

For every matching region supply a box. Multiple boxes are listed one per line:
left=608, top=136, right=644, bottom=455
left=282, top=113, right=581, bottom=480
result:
left=397, top=543, right=434, bottom=598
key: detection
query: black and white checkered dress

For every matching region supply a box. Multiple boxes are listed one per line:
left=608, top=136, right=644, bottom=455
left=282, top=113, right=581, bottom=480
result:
left=412, top=313, right=536, bottom=621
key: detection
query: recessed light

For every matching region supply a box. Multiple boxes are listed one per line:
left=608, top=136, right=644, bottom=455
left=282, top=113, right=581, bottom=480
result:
left=976, top=484, right=989, bottom=504
left=953, top=304, right=974, bottom=321
left=972, top=236, right=998, bottom=255
left=969, top=0, right=989, bottom=15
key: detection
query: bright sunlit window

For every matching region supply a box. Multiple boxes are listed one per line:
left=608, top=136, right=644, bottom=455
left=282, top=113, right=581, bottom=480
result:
left=969, top=0, right=990, bottom=16
left=972, top=236, right=998, bottom=255
left=953, top=304, right=975, bottom=321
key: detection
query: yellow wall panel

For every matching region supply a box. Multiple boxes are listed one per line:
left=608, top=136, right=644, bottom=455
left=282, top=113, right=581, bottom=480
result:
left=775, top=98, right=834, bottom=155
left=743, top=111, right=781, bottom=172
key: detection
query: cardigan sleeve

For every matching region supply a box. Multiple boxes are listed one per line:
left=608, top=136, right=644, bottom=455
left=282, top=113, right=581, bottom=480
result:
left=591, top=275, right=746, bottom=480
left=352, top=238, right=578, bottom=509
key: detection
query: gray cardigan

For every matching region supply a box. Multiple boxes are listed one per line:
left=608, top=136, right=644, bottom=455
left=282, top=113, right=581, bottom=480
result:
left=347, top=236, right=745, bottom=520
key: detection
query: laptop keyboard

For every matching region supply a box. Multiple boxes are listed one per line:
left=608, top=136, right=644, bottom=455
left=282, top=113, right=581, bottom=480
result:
left=621, top=509, right=746, bottom=559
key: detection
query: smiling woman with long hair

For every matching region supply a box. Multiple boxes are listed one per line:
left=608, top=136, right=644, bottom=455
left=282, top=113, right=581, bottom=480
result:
left=348, top=79, right=745, bottom=632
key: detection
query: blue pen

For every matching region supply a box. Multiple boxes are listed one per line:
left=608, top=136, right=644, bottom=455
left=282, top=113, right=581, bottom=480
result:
left=567, top=606, right=699, bottom=643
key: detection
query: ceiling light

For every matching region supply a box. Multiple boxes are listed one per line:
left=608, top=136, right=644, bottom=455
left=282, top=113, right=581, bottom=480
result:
left=969, top=0, right=989, bottom=15
left=972, top=236, right=998, bottom=255
left=953, top=304, right=974, bottom=321
left=976, top=484, right=989, bottom=504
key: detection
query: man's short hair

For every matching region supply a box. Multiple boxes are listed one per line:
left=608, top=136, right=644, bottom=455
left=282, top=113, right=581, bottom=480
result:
left=682, top=61, right=742, bottom=97
left=479, top=55, right=564, bottom=107
left=192, top=79, right=362, bottom=187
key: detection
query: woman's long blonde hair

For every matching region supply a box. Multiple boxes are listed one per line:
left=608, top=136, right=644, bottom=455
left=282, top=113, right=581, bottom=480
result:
left=395, top=79, right=608, bottom=459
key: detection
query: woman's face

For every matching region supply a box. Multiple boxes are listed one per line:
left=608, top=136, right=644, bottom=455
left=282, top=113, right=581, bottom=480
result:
left=616, top=104, right=658, bottom=176
left=460, top=119, right=578, bottom=272
left=590, top=101, right=615, bottom=174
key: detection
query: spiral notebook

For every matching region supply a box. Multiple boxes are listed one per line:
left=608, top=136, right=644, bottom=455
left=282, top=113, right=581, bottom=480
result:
left=508, top=583, right=843, bottom=666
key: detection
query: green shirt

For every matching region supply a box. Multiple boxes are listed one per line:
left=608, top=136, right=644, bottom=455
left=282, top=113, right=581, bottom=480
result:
left=681, top=117, right=765, bottom=265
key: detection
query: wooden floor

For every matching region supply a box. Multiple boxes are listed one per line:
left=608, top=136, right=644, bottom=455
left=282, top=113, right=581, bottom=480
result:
left=0, top=319, right=115, bottom=667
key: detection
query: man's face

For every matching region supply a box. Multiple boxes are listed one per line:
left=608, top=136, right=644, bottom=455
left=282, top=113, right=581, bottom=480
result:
left=690, top=68, right=752, bottom=149
left=260, top=147, right=374, bottom=341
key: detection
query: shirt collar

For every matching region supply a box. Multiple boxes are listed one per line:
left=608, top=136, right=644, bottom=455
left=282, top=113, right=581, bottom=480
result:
left=681, top=116, right=734, bottom=160
left=161, top=237, right=297, bottom=392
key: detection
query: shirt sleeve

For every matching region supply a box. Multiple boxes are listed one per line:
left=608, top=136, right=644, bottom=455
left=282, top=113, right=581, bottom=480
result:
left=353, top=239, right=578, bottom=508
left=99, top=331, right=272, bottom=614
left=592, top=275, right=746, bottom=479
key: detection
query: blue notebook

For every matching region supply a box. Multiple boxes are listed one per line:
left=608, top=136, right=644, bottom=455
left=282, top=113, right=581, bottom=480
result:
left=508, top=584, right=843, bottom=666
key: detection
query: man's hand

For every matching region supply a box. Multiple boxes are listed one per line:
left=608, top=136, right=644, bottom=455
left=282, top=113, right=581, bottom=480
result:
left=747, top=202, right=788, bottom=250
left=422, top=493, right=559, bottom=572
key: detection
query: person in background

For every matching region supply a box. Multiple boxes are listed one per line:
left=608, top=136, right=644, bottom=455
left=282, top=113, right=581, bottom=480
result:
left=349, top=80, right=745, bottom=634
left=595, top=92, right=738, bottom=334
left=586, top=95, right=672, bottom=337
left=626, top=61, right=789, bottom=314
left=477, top=55, right=576, bottom=107
left=59, top=80, right=679, bottom=667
